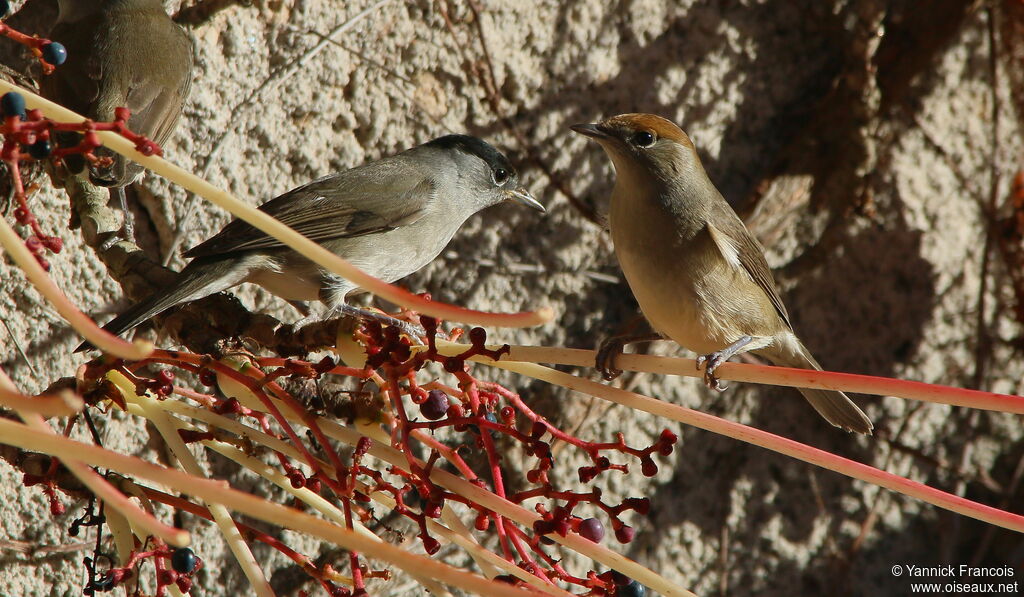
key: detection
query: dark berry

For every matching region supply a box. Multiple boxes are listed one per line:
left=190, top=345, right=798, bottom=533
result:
left=198, top=369, right=217, bottom=386
left=421, top=535, right=440, bottom=555
left=578, top=517, right=605, bottom=542
left=420, top=390, right=450, bottom=420
left=614, top=524, right=635, bottom=544
left=170, top=547, right=198, bottom=574
left=41, top=42, right=67, bottom=66
left=26, top=139, right=51, bottom=159
left=468, top=327, right=487, bottom=346
left=619, top=580, right=646, bottom=597
left=484, top=411, right=498, bottom=424
left=404, top=487, right=423, bottom=508
left=1, top=91, right=25, bottom=119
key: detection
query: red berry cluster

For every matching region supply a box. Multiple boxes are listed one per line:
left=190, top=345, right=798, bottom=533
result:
left=65, top=312, right=677, bottom=595
left=352, top=316, right=677, bottom=594
left=83, top=543, right=202, bottom=597
left=0, top=91, right=165, bottom=269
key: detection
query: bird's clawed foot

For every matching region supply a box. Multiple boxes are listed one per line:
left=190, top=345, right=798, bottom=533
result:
left=695, top=335, right=754, bottom=391
left=595, top=332, right=663, bottom=381
left=336, top=305, right=429, bottom=344
left=695, top=352, right=729, bottom=391
left=596, top=336, right=628, bottom=381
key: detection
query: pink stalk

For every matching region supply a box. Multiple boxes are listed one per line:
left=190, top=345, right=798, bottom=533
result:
left=501, top=346, right=1024, bottom=413
left=0, top=417, right=547, bottom=597
left=476, top=356, right=1024, bottom=533
left=0, top=383, right=80, bottom=419
left=0, top=215, right=152, bottom=359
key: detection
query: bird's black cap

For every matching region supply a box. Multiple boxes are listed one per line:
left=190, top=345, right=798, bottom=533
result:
left=425, top=134, right=516, bottom=176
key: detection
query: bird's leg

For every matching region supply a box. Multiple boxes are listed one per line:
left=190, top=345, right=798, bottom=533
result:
left=98, top=186, right=133, bottom=251
left=115, top=186, right=134, bottom=242
left=595, top=332, right=663, bottom=381
left=696, top=335, right=753, bottom=391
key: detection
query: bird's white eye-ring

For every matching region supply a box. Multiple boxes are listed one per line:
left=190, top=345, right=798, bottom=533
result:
left=492, top=168, right=511, bottom=186
left=630, top=131, right=656, bottom=148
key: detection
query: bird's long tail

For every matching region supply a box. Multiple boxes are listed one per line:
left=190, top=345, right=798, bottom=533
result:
left=76, top=259, right=241, bottom=352
left=768, top=343, right=874, bottom=435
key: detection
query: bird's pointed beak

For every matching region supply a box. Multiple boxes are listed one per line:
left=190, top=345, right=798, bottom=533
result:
left=570, top=123, right=610, bottom=140
left=504, top=186, right=545, bottom=212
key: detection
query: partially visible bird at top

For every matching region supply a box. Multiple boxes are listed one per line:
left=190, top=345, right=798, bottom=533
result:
left=41, top=0, right=194, bottom=241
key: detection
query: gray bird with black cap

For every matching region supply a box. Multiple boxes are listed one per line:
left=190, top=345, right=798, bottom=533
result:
left=81, top=134, right=544, bottom=348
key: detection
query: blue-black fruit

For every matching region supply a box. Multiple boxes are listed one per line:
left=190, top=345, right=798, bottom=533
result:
left=170, top=547, right=199, bottom=574
left=1, top=91, right=25, bottom=119
left=42, top=42, right=68, bottom=66
left=27, top=140, right=51, bottom=159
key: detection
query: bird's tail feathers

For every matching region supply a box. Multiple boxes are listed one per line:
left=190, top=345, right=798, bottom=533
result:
left=768, top=342, right=874, bottom=435
left=75, top=261, right=237, bottom=353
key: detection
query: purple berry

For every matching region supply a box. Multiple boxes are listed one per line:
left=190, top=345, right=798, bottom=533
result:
left=578, top=517, right=605, bottom=542
left=420, top=390, right=450, bottom=420
left=614, top=524, right=635, bottom=544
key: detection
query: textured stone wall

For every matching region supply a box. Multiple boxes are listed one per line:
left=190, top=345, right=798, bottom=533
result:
left=1, top=0, right=1021, bottom=595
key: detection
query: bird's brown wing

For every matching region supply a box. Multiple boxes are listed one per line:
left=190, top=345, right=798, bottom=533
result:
left=90, top=16, right=192, bottom=185
left=183, top=164, right=434, bottom=259
left=116, top=12, right=194, bottom=145
left=709, top=207, right=792, bottom=329
left=119, top=22, right=193, bottom=146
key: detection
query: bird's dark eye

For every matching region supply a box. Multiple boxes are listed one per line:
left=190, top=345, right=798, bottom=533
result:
left=492, top=168, right=510, bottom=186
left=630, top=131, right=655, bottom=148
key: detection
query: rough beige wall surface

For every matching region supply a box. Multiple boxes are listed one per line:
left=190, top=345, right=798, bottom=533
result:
left=1, top=0, right=1022, bottom=595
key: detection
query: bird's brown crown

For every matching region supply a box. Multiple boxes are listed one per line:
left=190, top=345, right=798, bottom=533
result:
left=602, top=113, right=694, bottom=150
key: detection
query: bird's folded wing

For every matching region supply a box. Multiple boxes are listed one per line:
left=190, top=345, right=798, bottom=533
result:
left=183, top=165, right=434, bottom=259
left=120, top=31, right=193, bottom=147
left=708, top=214, right=792, bottom=329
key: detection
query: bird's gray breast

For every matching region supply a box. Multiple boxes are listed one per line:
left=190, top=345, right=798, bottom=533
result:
left=313, top=201, right=469, bottom=291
